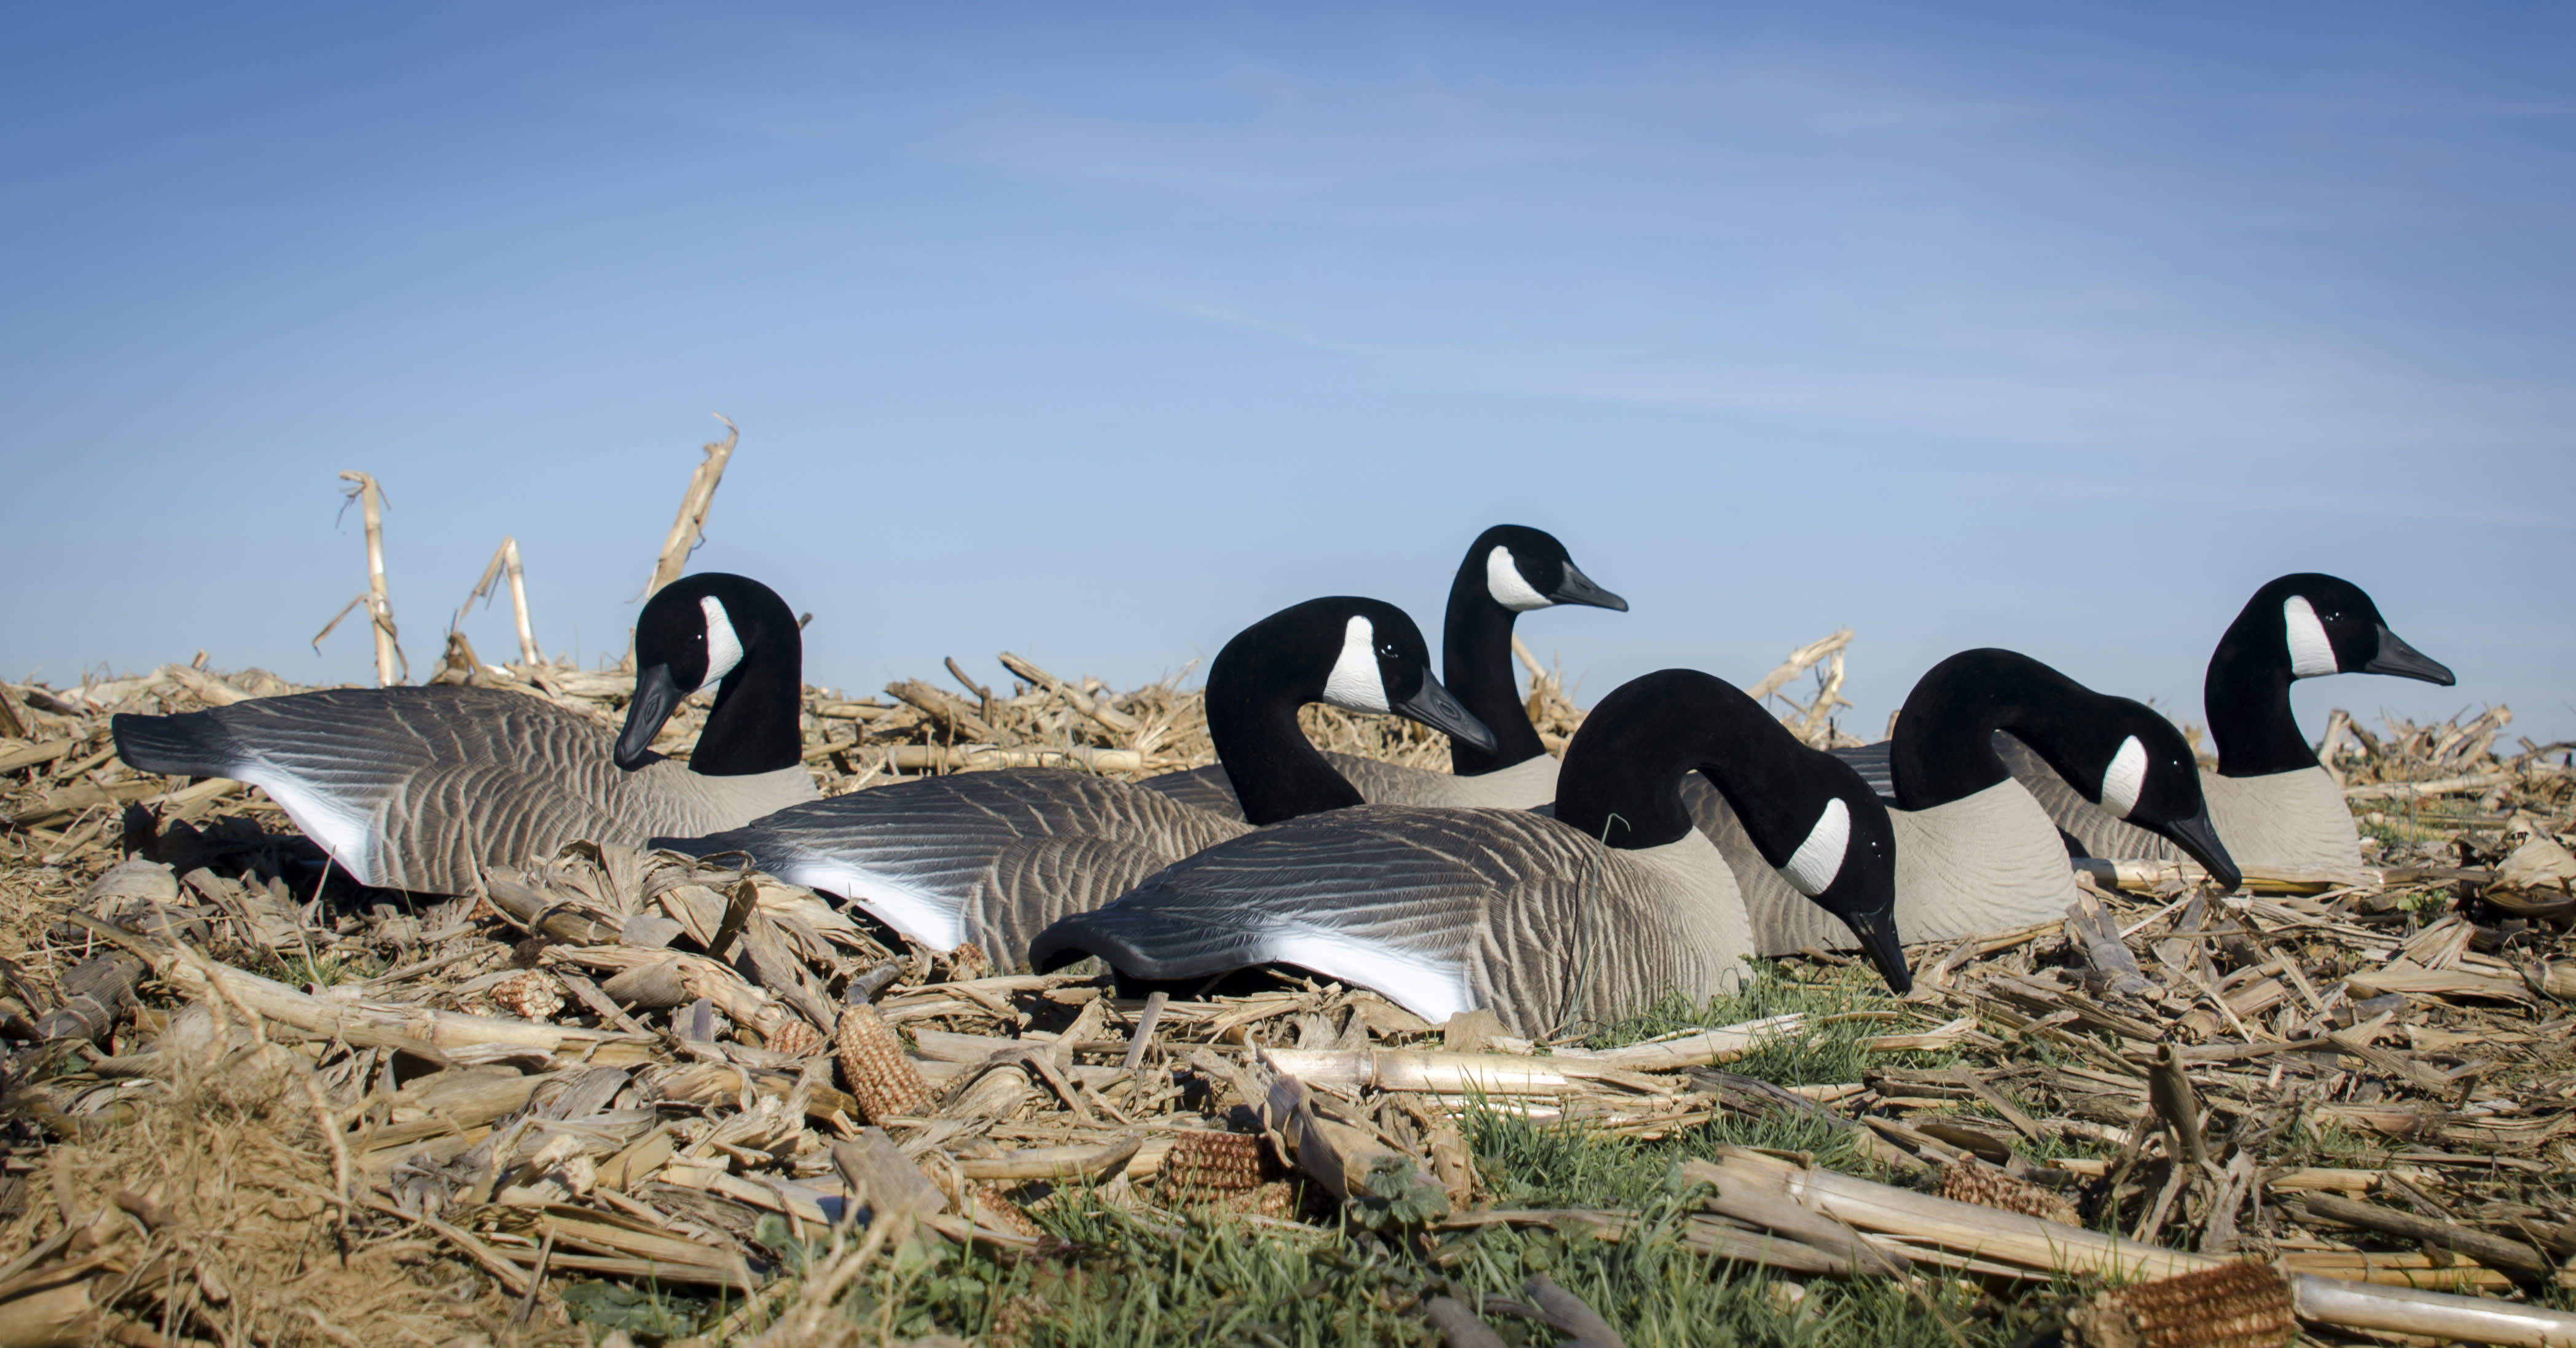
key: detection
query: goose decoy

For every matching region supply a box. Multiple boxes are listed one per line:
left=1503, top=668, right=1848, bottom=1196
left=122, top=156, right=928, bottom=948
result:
left=654, top=597, right=1494, bottom=965
left=1996, top=574, right=2454, bottom=871
left=1030, top=668, right=1905, bottom=1036
left=1699, top=649, right=2241, bottom=958
left=1141, top=524, right=1625, bottom=817
left=111, top=573, right=818, bottom=895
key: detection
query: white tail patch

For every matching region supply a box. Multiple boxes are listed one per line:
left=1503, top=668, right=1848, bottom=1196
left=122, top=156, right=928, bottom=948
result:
left=2100, top=735, right=2148, bottom=818
left=1779, top=796, right=1851, bottom=898
left=791, top=860, right=968, bottom=951
left=1268, top=928, right=1478, bottom=1024
left=2283, top=596, right=2337, bottom=679
left=699, top=595, right=746, bottom=692
left=1484, top=545, right=1551, bottom=612
left=240, top=767, right=379, bottom=885
left=1321, top=615, right=1391, bottom=713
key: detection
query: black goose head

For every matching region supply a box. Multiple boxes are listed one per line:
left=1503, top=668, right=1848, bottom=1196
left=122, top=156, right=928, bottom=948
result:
left=2059, top=696, right=2244, bottom=891
left=1892, top=648, right=2242, bottom=890
left=1780, top=772, right=1906, bottom=995
left=1469, top=524, right=1629, bottom=614
left=2228, top=573, right=2455, bottom=688
left=616, top=573, right=801, bottom=770
left=1556, top=669, right=1908, bottom=994
left=1217, top=596, right=1497, bottom=752
left=2204, top=573, right=2454, bottom=777
left=1444, top=523, right=1626, bottom=778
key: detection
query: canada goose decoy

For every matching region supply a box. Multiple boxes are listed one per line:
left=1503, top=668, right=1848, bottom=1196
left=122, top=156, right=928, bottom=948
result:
left=654, top=597, right=1495, bottom=965
left=1141, top=525, right=1626, bottom=817
left=1030, top=668, right=1905, bottom=1036
left=110, top=573, right=818, bottom=895
left=1995, top=574, right=2455, bottom=871
left=1699, top=649, right=2242, bottom=957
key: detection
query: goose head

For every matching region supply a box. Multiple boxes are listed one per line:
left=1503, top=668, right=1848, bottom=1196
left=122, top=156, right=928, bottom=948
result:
left=2067, top=697, right=2244, bottom=890
left=1468, top=524, right=1629, bottom=614
left=2233, top=573, right=2454, bottom=687
left=1774, top=764, right=1906, bottom=995
left=1557, top=668, right=1908, bottom=994
left=616, top=573, right=801, bottom=770
left=1217, top=596, right=1496, bottom=751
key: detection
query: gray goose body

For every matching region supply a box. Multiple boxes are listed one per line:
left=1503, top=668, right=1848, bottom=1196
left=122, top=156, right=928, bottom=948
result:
left=665, top=770, right=1251, bottom=960
left=656, top=596, right=1497, bottom=968
left=1038, top=669, right=1911, bottom=1036
left=115, top=686, right=816, bottom=893
left=1029, top=804, right=1750, bottom=1034
left=1143, top=750, right=1560, bottom=818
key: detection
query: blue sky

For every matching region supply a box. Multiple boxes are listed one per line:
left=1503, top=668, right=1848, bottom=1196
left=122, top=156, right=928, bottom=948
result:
left=6, top=4, right=2570, bottom=747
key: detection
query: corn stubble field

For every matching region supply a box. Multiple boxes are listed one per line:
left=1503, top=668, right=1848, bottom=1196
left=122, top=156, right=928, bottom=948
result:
left=4, top=450, right=2575, bottom=1348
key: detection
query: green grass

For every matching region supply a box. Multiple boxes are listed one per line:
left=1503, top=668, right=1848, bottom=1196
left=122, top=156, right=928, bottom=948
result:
left=1586, top=958, right=1965, bottom=1087
left=260, top=948, right=384, bottom=987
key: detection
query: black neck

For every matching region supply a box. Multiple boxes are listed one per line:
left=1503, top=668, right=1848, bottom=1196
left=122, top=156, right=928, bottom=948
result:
left=1206, top=647, right=1365, bottom=829
left=1443, top=560, right=1546, bottom=776
left=1889, top=649, right=2107, bottom=809
left=1556, top=669, right=1842, bottom=862
left=2203, top=608, right=2312, bottom=778
left=688, top=626, right=805, bottom=776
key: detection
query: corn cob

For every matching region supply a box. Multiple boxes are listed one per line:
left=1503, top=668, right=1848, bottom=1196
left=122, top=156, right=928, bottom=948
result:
left=487, top=970, right=565, bottom=1022
left=1938, top=1157, right=2081, bottom=1226
left=2065, top=1262, right=2295, bottom=1348
left=835, top=1003, right=933, bottom=1123
left=762, top=1016, right=827, bottom=1059
left=1159, top=1129, right=1301, bottom=1217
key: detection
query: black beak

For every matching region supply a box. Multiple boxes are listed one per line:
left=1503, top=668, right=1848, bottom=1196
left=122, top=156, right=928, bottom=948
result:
left=1835, top=906, right=1912, bottom=996
left=616, top=664, right=686, bottom=770
left=2152, top=807, right=2242, bottom=891
left=1549, top=560, right=1629, bottom=613
left=1394, top=673, right=1498, bottom=752
left=2363, top=626, right=2455, bottom=687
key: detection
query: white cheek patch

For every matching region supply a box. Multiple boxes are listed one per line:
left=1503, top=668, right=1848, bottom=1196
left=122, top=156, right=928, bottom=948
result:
left=699, top=595, right=746, bottom=692
left=1778, top=796, right=1851, bottom=898
left=1484, top=546, right=1552, bottom=612
left=2099, top=735, right=2148, bottom=819
left=1320, top=615, right=1391, bottom=713
left=2283, top=596, right=2337, bottom=679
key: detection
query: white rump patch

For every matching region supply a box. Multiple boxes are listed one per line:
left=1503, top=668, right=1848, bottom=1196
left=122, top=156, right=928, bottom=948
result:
left=2099, top=735, right=2148, bottom=819
left=1320, top=615, right=1391, bottom=713
left=2282, top=596, right=2336, bottom=679
left=699, top=595, right=746, bottom=692
left=1484, top=545, right=1551, bottom=612
left=242, top=768, right=380, bottom=885
left=1268, top=927, right=1477, bottom=1024
left=789, top=860, right=968, bottom=952
left=1779, top=796, right=1851, bottom=898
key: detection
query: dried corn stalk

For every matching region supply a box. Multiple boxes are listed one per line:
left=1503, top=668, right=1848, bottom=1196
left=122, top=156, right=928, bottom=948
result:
left=645, top=415, right=737, bottom=600
left=966, top=1183, right=1049, bottom=1240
